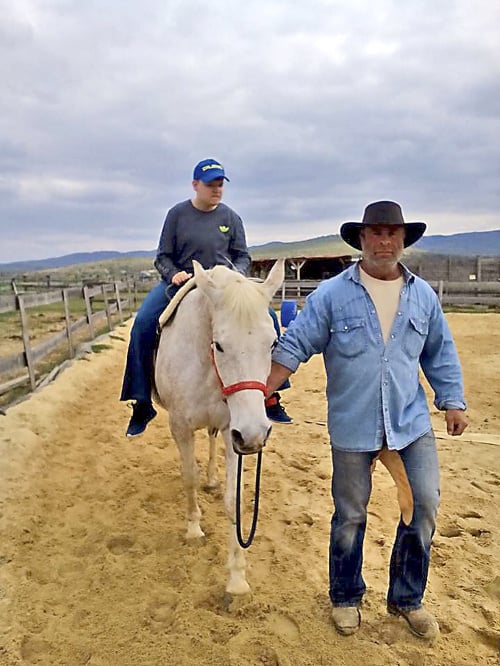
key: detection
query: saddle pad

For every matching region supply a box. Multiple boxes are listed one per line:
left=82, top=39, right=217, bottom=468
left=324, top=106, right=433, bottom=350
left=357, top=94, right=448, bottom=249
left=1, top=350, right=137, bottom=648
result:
left=158, top=277, right=197, bottom=329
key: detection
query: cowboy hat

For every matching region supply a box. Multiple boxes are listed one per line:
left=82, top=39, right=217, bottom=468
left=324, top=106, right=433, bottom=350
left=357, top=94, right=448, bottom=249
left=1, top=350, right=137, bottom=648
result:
left=340, top=201, right=426, bottom=251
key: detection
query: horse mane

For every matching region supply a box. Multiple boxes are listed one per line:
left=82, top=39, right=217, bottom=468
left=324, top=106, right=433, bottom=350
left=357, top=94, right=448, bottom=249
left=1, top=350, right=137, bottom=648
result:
left=210, top=266, right=269, bottom=326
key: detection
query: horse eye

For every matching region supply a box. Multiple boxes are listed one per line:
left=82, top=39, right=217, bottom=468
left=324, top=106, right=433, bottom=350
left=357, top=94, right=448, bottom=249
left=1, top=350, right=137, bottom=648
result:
left=214, top=341, right=224, bottom=353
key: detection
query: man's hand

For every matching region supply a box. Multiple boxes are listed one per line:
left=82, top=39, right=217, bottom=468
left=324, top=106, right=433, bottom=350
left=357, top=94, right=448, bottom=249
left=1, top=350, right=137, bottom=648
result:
left=172, top=271, right=193, bottom=286
left=266, top=361, right=293, bottom=397
left=445, top=409, right=468, bottom=436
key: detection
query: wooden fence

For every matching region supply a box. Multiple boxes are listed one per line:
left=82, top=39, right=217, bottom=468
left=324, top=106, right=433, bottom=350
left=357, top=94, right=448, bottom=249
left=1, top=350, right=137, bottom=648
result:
left=275, top=279, right=500, bottom=307
left=1, top=275, right=498, bottom=401
left=0, top=280, right=156, bottom=399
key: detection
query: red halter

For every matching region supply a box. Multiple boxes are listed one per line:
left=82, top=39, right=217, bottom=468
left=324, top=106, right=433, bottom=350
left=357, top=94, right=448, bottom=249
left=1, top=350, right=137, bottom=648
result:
left=210, top=344, right=267, bottom=398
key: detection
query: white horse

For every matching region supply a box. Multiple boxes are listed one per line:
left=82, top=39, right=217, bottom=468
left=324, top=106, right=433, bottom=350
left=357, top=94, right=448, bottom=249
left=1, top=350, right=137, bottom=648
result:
left=154, top=259, right=284, bottom=596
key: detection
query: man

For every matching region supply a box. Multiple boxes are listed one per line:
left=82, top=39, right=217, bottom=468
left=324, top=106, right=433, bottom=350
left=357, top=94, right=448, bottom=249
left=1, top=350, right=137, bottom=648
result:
left=121, top=158, right=292, bottom=437
left=266, top=201, right=468, bottom=640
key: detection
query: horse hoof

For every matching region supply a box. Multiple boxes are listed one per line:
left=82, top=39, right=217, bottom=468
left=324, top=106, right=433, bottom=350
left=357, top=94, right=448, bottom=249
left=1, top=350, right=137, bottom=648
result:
left=186, top=524, right=205, bottom=540
left=203, top=481, right=220, bottom=493
left=222, top=590, right=252, bottom=613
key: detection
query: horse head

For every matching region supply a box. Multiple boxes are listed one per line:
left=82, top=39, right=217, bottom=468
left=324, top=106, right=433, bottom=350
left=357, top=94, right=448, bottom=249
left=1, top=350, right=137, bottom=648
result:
left=193, top=259, right=285, bottom=455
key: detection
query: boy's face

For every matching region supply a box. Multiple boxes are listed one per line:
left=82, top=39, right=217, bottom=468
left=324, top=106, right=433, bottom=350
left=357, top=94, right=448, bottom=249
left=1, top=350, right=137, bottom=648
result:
left=192, top=178, right=224, bottom=210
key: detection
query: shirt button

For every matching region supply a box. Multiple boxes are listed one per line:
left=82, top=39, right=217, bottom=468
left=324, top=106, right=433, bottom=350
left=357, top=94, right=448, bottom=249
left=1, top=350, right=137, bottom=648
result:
left=344, top=326, right=348, bottom=330
left=383, top=357, right=388, bottom=362
left=391, top=334, right=395, bottom=339
left=397, top=311, right=402, bottom=316
left=384, top=381, right=388, bottom=386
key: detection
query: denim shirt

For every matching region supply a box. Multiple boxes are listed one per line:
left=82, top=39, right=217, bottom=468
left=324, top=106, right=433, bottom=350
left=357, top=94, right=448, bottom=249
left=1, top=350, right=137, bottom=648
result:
left=272, top=262, right=466, bottom=452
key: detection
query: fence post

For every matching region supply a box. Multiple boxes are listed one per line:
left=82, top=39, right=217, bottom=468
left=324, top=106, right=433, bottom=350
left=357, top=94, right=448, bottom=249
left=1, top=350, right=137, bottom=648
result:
left=115, top=282, right=124, bottom=322
left=16, top=294, right=37, bottom=390
left=133, top=281, right=138, bottom=310
left=102, top=284, right=112, bottom=331
left=62, top=288, right=74, bottom=358
left=83, top=286, right=95, bottom=339
left=127, top=282, right=133, bottom=317
left=438, top=280, right=444, bottom=303
left=476, top=256, right=482, bottom=282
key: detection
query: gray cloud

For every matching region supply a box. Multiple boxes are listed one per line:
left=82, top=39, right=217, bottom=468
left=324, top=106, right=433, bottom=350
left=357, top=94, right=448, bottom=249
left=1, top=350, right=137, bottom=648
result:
left=0, top=0, right=499, bottom=261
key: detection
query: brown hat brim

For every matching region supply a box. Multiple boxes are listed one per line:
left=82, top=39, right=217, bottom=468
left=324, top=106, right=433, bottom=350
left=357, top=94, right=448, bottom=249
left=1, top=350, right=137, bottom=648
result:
left=340, top=221, right=427, bottom=251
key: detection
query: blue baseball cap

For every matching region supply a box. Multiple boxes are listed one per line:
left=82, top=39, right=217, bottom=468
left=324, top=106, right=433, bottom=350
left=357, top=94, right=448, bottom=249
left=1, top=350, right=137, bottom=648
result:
left=193, top=158, right=230, bottom=182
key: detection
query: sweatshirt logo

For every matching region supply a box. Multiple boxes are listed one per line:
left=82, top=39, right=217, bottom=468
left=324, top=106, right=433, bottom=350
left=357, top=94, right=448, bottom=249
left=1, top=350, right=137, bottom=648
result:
left=219, top=225, right=229, bottom=233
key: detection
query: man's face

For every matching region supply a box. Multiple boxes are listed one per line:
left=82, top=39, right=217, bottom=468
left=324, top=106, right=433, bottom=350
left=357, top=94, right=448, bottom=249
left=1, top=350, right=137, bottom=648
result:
left=360, top=225, right=405, bottom=267
left=192, top=178, right=224, bottom=209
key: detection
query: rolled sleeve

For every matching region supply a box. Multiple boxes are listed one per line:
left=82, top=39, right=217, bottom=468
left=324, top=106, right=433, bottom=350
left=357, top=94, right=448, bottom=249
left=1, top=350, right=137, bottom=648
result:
left=271, top=285, right=332, bottom=370
left=436, top=399, right=467, bottom=411
left=271, top=347, right=302, bottom=372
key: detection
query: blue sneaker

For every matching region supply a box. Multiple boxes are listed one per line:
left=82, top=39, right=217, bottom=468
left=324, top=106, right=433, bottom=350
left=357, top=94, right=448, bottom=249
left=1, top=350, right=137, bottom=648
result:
left=265, top=393, right=293, bottom=424
left=126, top=402, right=157, bottom=438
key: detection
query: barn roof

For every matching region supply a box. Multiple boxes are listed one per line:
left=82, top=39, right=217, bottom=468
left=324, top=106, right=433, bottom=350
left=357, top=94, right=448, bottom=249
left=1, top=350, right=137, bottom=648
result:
left=251, top=253, right=354, bottom=263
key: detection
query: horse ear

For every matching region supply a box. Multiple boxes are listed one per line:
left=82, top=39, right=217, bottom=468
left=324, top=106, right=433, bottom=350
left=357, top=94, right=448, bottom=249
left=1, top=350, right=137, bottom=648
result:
left=262, top=259, right=285, bottom=300
left=193, top=260, right=210, bottom=291
left=193, top=260, right=219, bottom=298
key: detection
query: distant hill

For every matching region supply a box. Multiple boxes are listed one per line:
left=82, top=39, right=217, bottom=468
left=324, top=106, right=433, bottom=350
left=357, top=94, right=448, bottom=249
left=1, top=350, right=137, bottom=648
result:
left=249, top=235, right=353, bottom=259
left=250, top=230, right=500, bottom=259
left=0, top=229, right=498, bottom=274
left=417, top=230, right=500, bottom=256
left=0, top=250, right=156, bottom=274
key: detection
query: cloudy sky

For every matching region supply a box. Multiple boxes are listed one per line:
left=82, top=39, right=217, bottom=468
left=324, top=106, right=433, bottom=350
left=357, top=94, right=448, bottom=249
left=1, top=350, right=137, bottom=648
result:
left=1, top=0, right=499, bottom=262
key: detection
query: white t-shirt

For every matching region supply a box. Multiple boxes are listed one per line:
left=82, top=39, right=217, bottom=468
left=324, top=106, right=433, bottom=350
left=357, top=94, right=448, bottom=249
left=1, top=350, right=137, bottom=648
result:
left=359, top=266, right=404, bottom=344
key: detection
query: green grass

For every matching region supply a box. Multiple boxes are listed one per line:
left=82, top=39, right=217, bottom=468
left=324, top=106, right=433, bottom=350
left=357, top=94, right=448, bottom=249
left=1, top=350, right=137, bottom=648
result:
left=90, top=343, right=112, bottom=353
left=443, top=305, right=500, bottom=314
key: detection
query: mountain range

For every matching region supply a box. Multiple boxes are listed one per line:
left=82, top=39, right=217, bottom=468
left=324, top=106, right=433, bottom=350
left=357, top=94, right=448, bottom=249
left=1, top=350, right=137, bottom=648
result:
left=1, top=229, right=499, bottom=274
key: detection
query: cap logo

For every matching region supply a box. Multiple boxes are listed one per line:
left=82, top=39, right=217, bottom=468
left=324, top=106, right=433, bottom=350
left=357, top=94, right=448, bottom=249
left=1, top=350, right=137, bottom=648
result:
left=202, top=163, right=223, bottom=172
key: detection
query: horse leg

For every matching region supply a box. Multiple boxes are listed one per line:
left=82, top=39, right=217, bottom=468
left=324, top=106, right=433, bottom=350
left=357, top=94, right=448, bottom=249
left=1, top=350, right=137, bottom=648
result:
left=222, top=431, right=250, bottom=596
left=172, top=425, right=204, bottom=539
left=205, top=427, right=219, bottom=491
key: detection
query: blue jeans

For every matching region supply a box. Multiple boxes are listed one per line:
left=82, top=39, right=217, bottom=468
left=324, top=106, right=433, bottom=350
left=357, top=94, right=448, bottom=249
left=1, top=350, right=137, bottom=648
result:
left=120, top=282, right=289, bottom=402
left=120, top=280, right=175, bottom=403
left=329, top=431, right=440, bottom=610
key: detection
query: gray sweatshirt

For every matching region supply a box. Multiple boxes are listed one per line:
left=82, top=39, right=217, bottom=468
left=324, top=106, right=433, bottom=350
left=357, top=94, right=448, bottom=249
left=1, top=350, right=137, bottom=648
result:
left=154, top=200, right=251, bottom=283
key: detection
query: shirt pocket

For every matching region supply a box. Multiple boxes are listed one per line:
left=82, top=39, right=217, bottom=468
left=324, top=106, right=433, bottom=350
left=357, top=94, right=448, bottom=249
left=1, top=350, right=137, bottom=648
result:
left=403, top=316, right=429, bottom=358
left=329, top=317, right=366, bottom=357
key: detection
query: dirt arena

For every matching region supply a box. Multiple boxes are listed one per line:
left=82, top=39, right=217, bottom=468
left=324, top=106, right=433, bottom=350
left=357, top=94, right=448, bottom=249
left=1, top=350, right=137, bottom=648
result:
left=0, top=313, right=498, bottom=665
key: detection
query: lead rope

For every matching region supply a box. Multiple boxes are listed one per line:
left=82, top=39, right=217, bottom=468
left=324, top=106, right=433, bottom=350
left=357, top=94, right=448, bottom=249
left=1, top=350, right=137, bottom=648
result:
left=235, top=449, right=263, bottom=549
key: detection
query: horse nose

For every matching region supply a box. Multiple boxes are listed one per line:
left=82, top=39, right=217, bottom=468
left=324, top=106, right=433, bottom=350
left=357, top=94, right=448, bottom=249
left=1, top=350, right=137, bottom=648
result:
left=231, top=427, right=269, bottom=455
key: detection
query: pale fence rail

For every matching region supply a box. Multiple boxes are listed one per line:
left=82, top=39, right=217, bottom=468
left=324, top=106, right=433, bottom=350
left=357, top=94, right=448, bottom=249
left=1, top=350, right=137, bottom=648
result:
left=0, top=279, right=157, bottom=398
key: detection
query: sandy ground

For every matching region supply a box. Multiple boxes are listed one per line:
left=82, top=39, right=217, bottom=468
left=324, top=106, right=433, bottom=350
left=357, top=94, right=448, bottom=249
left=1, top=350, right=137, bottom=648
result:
left=0, top=313, right=498, bottom=666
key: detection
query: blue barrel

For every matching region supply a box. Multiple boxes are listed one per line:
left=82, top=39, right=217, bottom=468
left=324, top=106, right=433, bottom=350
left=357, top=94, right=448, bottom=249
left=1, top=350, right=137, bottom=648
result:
left=280, top=300, right=298, bottom=327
